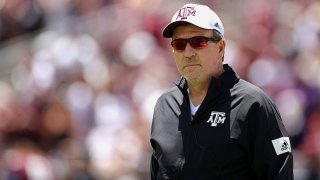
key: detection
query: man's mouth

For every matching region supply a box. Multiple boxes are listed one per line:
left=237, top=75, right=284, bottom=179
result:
left=184, top=64, right=200, bottom=68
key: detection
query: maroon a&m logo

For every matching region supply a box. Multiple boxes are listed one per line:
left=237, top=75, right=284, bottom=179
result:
left=175, top=6, right=196, bottom=20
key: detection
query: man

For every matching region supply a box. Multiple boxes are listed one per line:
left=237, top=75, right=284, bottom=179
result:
left=150, top=3, right=293, bottom=180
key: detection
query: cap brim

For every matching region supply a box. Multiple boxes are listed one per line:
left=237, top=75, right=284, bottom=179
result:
left=162, top=21, right=191, bottom=38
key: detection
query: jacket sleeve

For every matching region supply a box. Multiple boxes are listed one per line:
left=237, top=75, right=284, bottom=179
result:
left=248, top=98, right=294, bottom=180
left=150, top=151, right=159, bottom=180
left=150, top=98, right=163, bottom=180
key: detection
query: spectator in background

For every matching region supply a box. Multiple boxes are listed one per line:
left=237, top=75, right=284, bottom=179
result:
left=0, top=0, right=45, bottom=41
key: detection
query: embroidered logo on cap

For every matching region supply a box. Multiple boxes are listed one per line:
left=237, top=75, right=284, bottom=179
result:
left=176, top=6, right=196, bottom=20
left=272, top=137, right=291, bottom=155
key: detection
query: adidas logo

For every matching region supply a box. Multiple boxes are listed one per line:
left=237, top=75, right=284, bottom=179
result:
left=272, top=137, right=291, bottom=155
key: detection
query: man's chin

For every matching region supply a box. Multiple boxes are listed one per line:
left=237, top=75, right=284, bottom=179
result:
left=185, top=75, right=209, bottom=83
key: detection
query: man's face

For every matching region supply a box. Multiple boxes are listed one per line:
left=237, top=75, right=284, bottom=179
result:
left=172, top=24, right=225, bottom=83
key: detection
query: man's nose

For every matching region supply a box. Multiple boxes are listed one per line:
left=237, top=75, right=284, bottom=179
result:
left=184, top=42, right=195, bottom=58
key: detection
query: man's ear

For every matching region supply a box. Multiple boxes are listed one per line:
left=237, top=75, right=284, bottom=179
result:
left=219, top=39, right=226, bottom=52
left=219, top=39, right=226, bottom=62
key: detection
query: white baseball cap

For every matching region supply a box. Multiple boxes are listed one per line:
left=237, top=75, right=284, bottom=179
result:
left=162, top=3, right=224, bottom=38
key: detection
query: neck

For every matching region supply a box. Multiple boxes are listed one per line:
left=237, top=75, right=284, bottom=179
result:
left=187, top=78, right=211, bottom=106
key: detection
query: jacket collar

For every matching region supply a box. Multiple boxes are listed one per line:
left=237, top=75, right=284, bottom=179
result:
left=175, top=64, right=239, bottom=121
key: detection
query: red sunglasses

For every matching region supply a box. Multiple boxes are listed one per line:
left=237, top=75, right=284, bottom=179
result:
left=171, top=36, right=221, bottom=51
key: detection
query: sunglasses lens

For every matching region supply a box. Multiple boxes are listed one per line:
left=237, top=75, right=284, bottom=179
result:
left=172, top=39, right=187, bottom=50
left=190, top=37, right=208, bottom=49
left=171, top=37, right=212, bottom=50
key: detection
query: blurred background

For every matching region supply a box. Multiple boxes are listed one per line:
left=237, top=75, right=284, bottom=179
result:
left=0, top=0, right=319, bottom=179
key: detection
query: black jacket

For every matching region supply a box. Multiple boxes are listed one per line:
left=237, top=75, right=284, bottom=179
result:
left=150, top=64, right=293, bottom=180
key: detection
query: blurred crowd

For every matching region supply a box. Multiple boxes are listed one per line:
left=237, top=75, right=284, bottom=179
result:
left=0, top=0, right=319, bottom=179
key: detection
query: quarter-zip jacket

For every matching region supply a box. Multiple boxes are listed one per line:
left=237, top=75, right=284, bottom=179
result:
left=150, top=64, right=293, bottom=180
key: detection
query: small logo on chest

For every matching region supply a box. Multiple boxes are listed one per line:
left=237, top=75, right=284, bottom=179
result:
left=207, top=111, right=226, bottom=126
